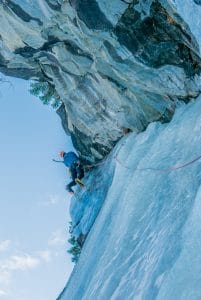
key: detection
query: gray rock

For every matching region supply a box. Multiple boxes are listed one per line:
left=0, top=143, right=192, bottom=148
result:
left=56, top=103, right=70, bottom=135
left=194, top=0, right=201, bottom=5
left=0, top=0, right=201, bottom=162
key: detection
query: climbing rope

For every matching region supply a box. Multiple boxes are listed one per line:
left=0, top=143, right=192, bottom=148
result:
left=115, top=151, right=201, bottom=173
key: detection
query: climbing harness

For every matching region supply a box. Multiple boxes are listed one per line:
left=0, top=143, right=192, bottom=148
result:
left=75, top=178, right=85, bottom=188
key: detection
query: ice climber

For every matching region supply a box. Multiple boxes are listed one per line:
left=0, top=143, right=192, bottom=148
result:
left=55, top=151, right=85, bottom=195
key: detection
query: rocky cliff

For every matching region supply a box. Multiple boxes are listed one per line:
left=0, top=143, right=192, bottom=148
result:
left=1, top=0, right=201, bottom=163
left=1, top=1, right=201, bottom=298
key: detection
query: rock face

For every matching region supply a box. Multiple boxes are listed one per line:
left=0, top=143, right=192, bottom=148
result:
left=1, top=1, right=201, bottom=298
left=0, top=0, right=201, bottom=163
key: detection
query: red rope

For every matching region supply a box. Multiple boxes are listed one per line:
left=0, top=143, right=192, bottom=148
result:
left=115, top=153, right=201, bottom=173
left=85, top=136, right=201, bottom=174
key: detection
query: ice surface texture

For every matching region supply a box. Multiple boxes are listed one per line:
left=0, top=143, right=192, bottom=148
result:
left=59, top=97, right=201, bottom=300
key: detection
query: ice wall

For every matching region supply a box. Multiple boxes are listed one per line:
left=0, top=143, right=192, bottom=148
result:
left=59, top=95, right=201, bottom=300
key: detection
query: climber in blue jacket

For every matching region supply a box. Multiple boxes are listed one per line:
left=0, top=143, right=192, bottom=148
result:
left=53, top=151, right=84, bottom=194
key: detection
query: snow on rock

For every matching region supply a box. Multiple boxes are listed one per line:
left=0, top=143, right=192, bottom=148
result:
left=59, top=96, right=201, bottom=299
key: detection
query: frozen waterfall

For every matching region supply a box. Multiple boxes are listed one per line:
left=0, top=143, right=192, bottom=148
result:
left=59, top=96, right=201, bottom=300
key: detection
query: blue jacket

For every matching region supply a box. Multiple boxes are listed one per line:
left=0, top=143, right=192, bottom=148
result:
left=63, top=151, right=79, bottom=167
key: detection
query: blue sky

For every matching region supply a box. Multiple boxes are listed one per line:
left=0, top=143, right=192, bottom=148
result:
left=0, top=77, right=74, bottom=299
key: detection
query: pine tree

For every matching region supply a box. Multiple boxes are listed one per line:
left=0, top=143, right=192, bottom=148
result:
left=67, top=222, right=82, bottom=263
left=30, top=80, right=62, bottom=109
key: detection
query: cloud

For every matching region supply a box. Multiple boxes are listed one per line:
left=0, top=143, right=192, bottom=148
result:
left=38, top=194, right=61, bottom=206
left=1, top=255, right=40, bottom=271
left=0, top=254, right=40, bottom=285
left=37, top=250, right=52, bottom=263
left=0, top=240, right=11, bottom=252
left=48, top=230, right=66, bottom=247
left=0, top=269, right=11, bottom=285
left=0, top=289, right=8, bottom=297
left=0, top=250, right=53, bottom=286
